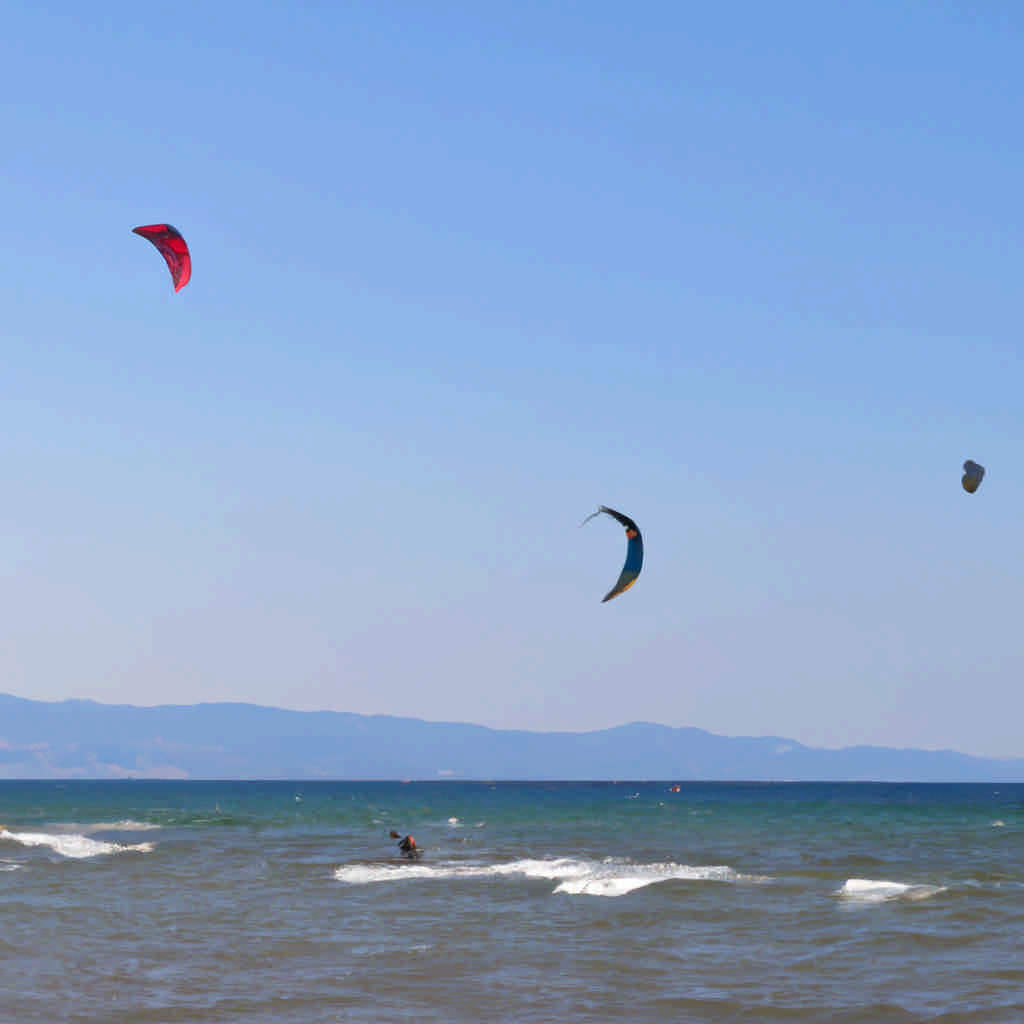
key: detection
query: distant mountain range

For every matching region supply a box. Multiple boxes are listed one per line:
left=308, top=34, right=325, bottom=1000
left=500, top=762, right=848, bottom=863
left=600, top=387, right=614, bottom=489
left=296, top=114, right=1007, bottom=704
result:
left=0, top=693, right=1022, bottom=781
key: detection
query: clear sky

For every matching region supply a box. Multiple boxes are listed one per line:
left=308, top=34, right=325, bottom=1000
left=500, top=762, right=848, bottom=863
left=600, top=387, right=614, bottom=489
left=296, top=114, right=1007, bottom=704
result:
left=4, top=1, right=1024, bottom=757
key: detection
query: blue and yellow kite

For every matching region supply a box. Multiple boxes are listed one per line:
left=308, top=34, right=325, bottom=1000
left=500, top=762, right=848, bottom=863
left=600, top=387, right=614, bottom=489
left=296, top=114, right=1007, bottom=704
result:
left=582, top=505, right=644, bottom=602
left=962, top=460, right=985, bottom=494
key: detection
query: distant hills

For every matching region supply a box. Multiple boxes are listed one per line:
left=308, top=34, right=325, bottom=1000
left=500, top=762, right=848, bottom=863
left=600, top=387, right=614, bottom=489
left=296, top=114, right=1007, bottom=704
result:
left=0, top=693, right=1022, bottom=781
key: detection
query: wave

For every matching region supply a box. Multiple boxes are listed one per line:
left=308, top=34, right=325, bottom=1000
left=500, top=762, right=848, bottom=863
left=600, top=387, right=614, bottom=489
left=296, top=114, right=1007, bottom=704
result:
left=0, top=829, right=155, bottom=860
left=552, top=859, right=742, bottom=897
left=836, top=877, right=947, bottom=903
left=53, top=820, right=161, bottom=834
left=333, top=855, right=749, bottom=897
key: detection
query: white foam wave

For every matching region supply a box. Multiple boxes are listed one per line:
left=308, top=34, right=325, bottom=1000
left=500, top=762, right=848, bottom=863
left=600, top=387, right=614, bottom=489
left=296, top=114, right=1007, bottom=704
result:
left=335, top=862, right=439, bottom=884
left=554, top=861, right=739, bottom=897
left=0, top=829, right=155, bottom=860
left=334, top=856, right=744, bottom=897
left=837, top=878, right=946, bottom=903
left=991, top=820, right=1006, bottom=828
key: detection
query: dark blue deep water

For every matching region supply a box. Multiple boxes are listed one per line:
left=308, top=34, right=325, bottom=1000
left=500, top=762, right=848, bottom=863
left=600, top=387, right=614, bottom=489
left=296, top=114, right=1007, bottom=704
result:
left=1, top=781, right=1022, bottom=1022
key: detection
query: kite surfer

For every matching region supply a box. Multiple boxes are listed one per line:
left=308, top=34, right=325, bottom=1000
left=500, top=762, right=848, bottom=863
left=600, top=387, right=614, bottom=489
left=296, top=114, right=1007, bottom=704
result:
left=389, top=830, right=421, bottom=859
left=397, top=834, right=420, bottom=859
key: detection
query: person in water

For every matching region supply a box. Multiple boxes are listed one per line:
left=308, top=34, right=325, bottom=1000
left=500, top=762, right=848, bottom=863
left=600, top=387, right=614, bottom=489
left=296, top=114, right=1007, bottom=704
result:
left=397, top=834, right=419, bottom=859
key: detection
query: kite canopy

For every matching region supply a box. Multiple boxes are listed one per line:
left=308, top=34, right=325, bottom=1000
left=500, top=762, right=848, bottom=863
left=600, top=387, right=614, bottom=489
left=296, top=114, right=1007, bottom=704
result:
left=962, top=460, right=985, bottom=494
left=132, top=223, right=191, bottom=292
left=582, top=505, right=644, bottom=602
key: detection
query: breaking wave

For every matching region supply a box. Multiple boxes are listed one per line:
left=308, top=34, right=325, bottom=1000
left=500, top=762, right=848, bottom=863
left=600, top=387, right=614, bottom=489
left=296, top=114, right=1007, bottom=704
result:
left=836, top=878, right=947, bottom=903
left=0, top=828, right=155, bottom=860
left=334, top=855, right=751, bottom=897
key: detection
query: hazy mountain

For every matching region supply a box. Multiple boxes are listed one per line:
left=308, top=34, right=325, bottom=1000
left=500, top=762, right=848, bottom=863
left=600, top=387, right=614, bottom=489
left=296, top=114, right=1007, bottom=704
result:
left=0, top=693, right=1021, bottom=781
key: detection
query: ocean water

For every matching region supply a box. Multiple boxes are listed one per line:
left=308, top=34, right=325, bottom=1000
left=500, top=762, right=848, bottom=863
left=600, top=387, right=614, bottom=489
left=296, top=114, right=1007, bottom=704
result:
left=0, top=781, right=1022, bottom=1023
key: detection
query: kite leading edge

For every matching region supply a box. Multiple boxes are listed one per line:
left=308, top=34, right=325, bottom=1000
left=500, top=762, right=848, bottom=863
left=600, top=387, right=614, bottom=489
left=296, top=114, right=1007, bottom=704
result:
left=582, top=505, right=644, bottom=602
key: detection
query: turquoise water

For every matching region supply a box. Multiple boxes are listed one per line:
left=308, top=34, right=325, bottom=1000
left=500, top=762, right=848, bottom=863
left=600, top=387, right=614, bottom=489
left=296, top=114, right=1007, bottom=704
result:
left=1, top=781, right=1022, bottom=1022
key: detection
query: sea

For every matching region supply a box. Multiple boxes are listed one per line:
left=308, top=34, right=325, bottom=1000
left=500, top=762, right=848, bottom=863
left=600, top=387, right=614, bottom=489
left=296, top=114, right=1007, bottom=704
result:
left=0, top=780, right=1021, bottom=1023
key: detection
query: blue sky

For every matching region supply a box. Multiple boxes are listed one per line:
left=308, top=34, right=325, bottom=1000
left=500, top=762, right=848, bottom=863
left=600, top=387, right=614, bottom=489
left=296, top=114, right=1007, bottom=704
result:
left=4, top=1, right=1024, bottom=757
